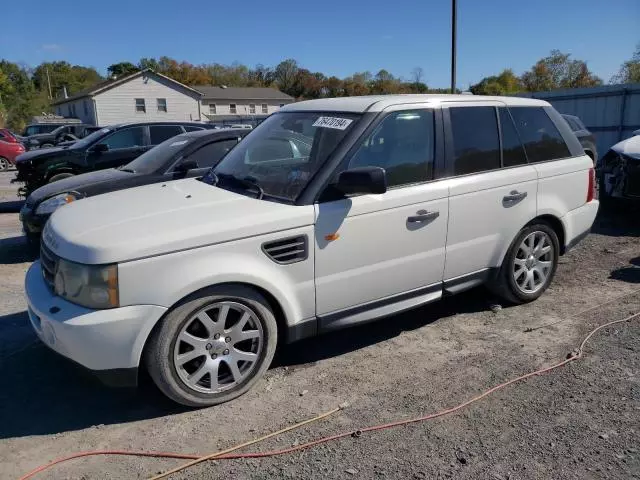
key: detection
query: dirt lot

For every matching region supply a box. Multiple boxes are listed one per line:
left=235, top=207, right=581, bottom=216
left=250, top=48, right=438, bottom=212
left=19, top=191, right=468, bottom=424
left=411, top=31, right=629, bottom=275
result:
left=0, top=170, right=638, bottom=480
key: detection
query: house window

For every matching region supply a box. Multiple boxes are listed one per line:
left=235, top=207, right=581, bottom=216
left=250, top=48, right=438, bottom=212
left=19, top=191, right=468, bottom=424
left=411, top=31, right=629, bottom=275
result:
left=229, top=103, right=237, bottom=114
left=67, top=105, right=72, bottom=116
left=261, top=104, right=268, bottom=114
left=209, top=104, right=216, bottom=115
left=157, top=98, right=167, bottom=113
left=249, top=104, right=256, bottom=114
left=83, top=100, right=89, bottom=116
left=135, top=98, right=146, bottom=113
left=71, top=104, right=77, bottom=117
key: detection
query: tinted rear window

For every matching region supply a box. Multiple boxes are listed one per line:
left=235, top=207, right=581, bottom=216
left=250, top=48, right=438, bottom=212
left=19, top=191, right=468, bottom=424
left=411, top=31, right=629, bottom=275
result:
left=510, top=107, right=571, bottom=162
left=150, top=125, right=184, bottom=145
left=499, top=108, right=528, bottom=167
left=450, top=106, right=500, bottom=175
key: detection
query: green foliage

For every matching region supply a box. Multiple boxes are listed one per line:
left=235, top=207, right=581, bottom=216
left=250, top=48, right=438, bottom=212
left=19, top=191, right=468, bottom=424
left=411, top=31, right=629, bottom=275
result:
left=520, top=50, right=602, bottom=91
left=32, top=61, right=102, bottom=97
left=470, top=69, right=522, bottom=95
left=107, top=62, right=139, bottom=78
left=611, top=43, right=640, bottom=84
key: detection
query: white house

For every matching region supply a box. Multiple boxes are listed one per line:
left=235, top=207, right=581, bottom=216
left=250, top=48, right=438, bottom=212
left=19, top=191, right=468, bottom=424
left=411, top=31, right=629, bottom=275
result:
left=197, top=86, right=294, bottom=122
left=52, top=69, right=203, bottom=125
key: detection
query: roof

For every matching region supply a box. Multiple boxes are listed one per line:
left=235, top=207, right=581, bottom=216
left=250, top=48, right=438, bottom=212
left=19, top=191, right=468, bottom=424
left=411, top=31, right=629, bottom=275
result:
left=51, top=69, right=203, bottom=106
left=196, top=86, right=293, bottom=101
left=279, top=95, right=550, bottom=113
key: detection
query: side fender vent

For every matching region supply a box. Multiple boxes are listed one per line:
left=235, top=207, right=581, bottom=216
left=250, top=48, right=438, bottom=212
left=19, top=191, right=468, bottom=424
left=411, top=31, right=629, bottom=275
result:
left=262, top=235, right=308, bottom=264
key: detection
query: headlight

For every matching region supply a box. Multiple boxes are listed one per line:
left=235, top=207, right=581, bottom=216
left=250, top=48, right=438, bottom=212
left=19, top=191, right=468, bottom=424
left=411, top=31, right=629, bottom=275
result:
left=54, top=259, right=119, bottom=309
left=36, top=193, right=78, bottom=215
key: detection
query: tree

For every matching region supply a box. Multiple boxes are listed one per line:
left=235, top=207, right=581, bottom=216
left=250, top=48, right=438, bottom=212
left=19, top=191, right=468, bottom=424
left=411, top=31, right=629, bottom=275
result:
left=32, top=61, right=102, bottom=98
left=107, top=62, right=139, bottom=78
left=274, top=59, right=299, bottom=96
left=470, top=69, right=522, bottom=95
left=411, top=67, right=424, bottom=84
left=0, top=61, right=48, bottom=131
left=611, top=43, right=640, bottom=84
left=521, top=50, right=602, bottom=92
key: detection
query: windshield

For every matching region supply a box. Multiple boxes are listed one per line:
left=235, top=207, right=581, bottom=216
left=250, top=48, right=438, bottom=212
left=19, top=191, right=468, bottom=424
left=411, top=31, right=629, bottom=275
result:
left=124, top=134, right=193, bottom=174
left=70, top=127, right=112, bottom=150
left=208, top=112, right=360, bottom=201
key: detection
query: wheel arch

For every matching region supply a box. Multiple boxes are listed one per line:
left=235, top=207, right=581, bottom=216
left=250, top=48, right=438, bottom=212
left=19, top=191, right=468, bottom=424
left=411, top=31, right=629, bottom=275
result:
left=45, top=167, right=78, bottom=183
left=137, top=281, right=291, bottom=373
left=527, top=214, right=566, bottom=255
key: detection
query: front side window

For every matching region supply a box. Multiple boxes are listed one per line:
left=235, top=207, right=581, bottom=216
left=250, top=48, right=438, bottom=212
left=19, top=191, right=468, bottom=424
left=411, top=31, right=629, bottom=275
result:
left=450, top=106, right=500, bottom=175
left=149, top=125, right=183, bottom=145
left=135, top=98, right=146, bottom=113
left=249, top=104, right=256, bottom=114
left=229, top=103, right=237, bottom=114
left=210, top=112, right=360, bottom=201
left=509, top=107, right=571, bottom=162
left=499, top=108, right=528, bottom=167
left=101, top=127, right=145, bottom=150
left=187, top=138, right=239, bottom=168
left=157, top=98, right=167, bottom=113
left=348, top=110, right=434, bottom=187
left=261, top=104, right=268, bottom=114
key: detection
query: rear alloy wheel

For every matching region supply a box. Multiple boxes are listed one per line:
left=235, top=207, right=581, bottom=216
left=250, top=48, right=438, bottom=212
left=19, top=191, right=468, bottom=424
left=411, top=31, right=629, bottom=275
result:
left=145, top=285, right=277, bottom=407
left=0, top=157, right=9, bottom=171
left=490, top=223, right=559, bottom=304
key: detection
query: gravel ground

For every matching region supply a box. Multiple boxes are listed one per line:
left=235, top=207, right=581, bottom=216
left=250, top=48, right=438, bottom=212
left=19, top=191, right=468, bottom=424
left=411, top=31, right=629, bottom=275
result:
left=0, top=170, right=638, bottom=480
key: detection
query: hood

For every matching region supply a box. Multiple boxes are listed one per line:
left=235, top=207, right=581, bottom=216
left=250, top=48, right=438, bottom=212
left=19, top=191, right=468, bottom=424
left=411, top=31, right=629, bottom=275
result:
left=16, top=147, right=68, bottom=164
left=45, top=178, right=314, bottom=264
left=611, top=135, right=640, bottom=161
left=27, top=168, right=133, bottom=205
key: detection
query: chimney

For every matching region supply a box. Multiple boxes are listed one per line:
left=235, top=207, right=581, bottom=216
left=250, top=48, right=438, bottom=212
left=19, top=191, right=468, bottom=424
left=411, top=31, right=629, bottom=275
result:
left=62, top=86, right=68, bottom=99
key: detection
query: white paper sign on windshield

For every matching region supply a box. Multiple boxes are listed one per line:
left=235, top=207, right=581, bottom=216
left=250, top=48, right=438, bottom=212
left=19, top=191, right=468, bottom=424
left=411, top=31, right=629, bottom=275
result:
left=312, top=116, right=353, bottom=130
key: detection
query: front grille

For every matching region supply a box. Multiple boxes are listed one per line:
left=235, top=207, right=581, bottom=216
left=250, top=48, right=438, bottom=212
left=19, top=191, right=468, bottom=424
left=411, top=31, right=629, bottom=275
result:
left=262, top=235, right=308, bottom=264
left=40, top=242, right=59, bottom=291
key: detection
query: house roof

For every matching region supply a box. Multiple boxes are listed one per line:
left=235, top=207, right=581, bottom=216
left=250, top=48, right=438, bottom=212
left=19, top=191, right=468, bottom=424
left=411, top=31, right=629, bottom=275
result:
left=51, top=69, right=203, bottom=106
left=196, top=86, right=293, bottom=101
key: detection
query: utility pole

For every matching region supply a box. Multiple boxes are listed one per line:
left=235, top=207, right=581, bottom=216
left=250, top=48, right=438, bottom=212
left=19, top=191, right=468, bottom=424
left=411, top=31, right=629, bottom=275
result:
left=450, top=0, right=457, bottom=93
left=46, top=67, right=53, bottom=100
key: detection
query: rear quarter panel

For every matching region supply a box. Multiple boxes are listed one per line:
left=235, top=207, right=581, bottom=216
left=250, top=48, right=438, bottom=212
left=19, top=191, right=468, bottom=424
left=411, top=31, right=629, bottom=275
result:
left=534, top=155, right=593, bottom=241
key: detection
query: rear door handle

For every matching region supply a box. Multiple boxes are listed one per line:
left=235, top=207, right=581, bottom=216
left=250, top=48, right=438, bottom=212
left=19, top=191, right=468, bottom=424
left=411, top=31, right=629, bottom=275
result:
left=407, top=210, right=439, bottom=223
left=503, top=190, right=528, bottom=202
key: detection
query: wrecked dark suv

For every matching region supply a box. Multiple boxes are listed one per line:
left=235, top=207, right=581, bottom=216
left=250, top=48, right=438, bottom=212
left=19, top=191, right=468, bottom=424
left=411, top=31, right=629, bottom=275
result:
left=13, top=121, right=216, bottom=196
left=598, top=133, right=640, bottom=203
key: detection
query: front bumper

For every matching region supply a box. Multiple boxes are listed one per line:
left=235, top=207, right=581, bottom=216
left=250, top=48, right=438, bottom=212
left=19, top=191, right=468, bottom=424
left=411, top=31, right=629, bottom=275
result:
left=25, top=262, right=167, bottom=386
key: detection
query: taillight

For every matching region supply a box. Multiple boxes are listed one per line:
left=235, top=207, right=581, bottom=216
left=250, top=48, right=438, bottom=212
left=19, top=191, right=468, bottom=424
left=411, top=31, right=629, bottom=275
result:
left=587, top=168, right=595, bottom=203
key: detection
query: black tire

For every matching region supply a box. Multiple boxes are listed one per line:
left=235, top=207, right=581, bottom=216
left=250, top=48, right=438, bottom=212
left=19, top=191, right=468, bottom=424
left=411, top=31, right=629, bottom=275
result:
left=0, top=157, right=9, bottom=171
left=48, top=172, right=74, bottom=183
left=144, top=285, right=278, bottom=407
left=489, top=223, right=560, bottom=304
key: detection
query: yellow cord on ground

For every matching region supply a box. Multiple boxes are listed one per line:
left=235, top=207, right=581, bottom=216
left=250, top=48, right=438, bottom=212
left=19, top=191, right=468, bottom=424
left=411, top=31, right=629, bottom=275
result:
left=148, top=405, right=343, bottom=479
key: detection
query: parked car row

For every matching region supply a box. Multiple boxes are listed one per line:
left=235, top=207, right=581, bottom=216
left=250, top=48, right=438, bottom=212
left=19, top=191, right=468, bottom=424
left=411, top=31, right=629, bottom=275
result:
left=22, top=94, right=599, bottom=407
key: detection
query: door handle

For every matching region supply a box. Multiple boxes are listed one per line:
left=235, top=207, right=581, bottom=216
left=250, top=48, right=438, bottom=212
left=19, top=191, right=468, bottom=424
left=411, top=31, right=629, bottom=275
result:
left=503, top=190, right=528, bottom=202
left=407, top=210, right=439, bottom=223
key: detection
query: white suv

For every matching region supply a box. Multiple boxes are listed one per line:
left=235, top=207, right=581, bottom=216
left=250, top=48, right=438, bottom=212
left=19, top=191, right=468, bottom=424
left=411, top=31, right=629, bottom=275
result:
left=25, top=95, right=599, bottom=406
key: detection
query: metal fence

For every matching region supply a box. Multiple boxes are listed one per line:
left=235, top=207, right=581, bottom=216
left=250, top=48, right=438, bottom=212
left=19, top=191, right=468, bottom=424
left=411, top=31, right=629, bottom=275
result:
left=517, top=83, right=640, bottom=157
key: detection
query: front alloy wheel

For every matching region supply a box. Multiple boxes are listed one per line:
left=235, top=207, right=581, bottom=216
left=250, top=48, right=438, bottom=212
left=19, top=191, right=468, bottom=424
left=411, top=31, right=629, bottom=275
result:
left=145, top=285, right=278, bottom=407
left=173, top=301, right=264, bottom=394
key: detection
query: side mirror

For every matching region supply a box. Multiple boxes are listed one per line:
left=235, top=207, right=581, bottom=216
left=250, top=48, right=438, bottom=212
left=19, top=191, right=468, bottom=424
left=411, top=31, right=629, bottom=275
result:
left=94, top=143, right=109, bottom=153
left=335, top=167, right=387, bottom=195
left=175, top=159, right=198, bottom=172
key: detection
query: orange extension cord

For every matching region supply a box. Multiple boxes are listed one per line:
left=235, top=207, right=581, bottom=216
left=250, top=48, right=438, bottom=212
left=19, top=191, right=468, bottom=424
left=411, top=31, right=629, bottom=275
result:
left=18, top=310, right=640, bottom=480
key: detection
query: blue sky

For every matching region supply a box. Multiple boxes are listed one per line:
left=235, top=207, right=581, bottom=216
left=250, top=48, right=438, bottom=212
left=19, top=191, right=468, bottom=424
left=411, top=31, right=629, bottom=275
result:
left=1, top=0, right=638, bottom=88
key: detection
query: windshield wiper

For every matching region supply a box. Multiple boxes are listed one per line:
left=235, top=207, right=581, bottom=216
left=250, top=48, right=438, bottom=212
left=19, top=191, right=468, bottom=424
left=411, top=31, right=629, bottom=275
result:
left=217, top=173, right=264, bottom=199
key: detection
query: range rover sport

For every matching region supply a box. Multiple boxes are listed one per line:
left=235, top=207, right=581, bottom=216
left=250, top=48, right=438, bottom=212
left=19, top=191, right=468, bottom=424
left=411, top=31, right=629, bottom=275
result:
left=25, top=95, right=598, bottom=406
